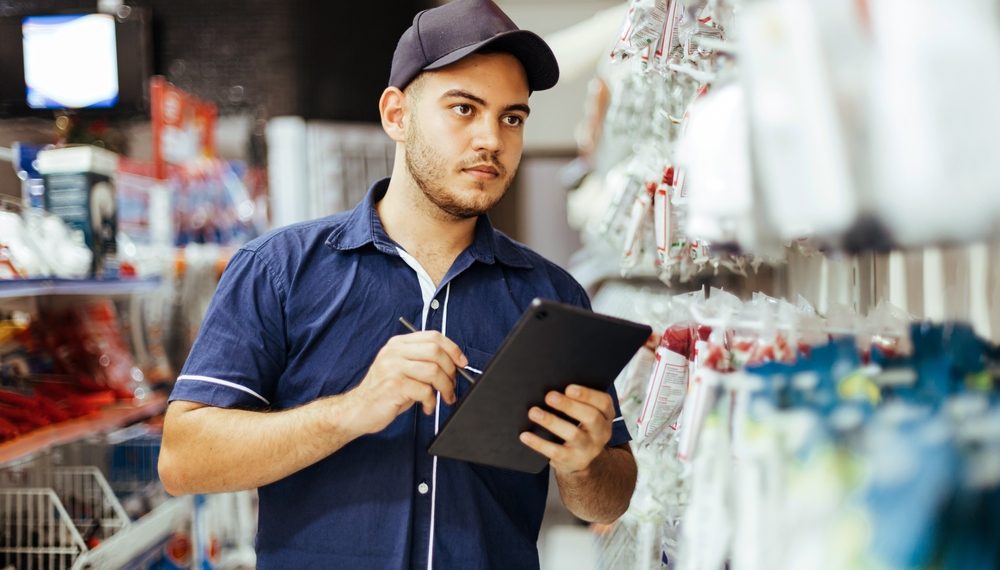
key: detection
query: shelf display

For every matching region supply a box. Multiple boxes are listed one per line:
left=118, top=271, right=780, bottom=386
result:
left=0, top=299, right=155, bottom=443
left=577, top=0, right=1000, bottom=289
left=0, top=258, right=248, bottom=569
left=0, top=30, right=263, bottom=570
left=591, top=284, right=999, bottom=569
left=576, top=1, right=1000, bottom=568
left=0, top=421, right=192, bottom=570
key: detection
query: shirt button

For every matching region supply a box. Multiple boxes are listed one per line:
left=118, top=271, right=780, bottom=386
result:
left=430, top=299, right=440, bottom=310
left=418, top=482, right=430, bottom=495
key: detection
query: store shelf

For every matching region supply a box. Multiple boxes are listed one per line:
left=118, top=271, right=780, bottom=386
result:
left=0, top=277, right=161, bottom=299
left=75, top=495, right=194, bottom=570
left=0, top=393, right=167, bottom=466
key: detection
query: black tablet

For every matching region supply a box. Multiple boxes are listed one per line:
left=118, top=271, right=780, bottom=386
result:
left=428, top=298, right=651, bottom=473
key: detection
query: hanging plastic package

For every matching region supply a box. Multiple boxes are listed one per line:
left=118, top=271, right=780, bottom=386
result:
left=621, top=180, right=656, bottom=274
left=616, top=339, right=659, bottom=429
left=677, top=378, right=733, bottom=570
left=739, top=0, right=859, bottom=243
left=601, top=153, right=661, bottom=249
left=636, top=320, right=692, bottom=441
left=653, top=166, right=675, bottom=266
left=598, top=160, right=637, bottom=238
left=729, top=370, right=784, bottom=570
left=651, top=0, right=683, bottom=73
left=635, top=290, right=704, bottom=441
left=676, top=289, right=738, bottom=461
left=679, top=83, right=756, bottom=250
left=862, top=406, right=960, bottom=569
left=611, top=0, right=669, bottom=61
left=596, top=162, right=635, bottom=240
left=867, top=0, right=1000, bottom=246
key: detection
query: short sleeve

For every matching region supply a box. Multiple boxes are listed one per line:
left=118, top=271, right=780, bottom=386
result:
left=606, top=371, right=632, bottom=447
left=566, top=283, right=632, bottom=449
left=168, top=249, right=286, bottom=409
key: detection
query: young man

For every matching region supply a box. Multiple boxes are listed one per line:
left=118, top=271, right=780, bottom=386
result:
left=158, top=0, right=637, bottom=567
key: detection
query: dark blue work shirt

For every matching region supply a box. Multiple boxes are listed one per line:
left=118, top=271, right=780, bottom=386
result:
left=169, top=178, right=631, bottom=569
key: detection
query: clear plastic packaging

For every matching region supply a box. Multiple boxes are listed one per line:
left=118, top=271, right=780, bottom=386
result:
left=636, top=319, right=693, bottom=441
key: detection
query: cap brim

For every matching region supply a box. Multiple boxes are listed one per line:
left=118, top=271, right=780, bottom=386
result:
left=422, top=29, right=560, bottom=92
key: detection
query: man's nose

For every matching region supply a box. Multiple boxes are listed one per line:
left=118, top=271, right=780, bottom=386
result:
left=471, top=117, right=503, bottom=155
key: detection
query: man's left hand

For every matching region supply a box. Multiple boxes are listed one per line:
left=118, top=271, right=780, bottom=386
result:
left=519, top=384, right=614, bottom=475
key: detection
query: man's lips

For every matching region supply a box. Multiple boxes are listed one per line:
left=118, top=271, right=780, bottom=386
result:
left=462, top=164, right=500, bottom=179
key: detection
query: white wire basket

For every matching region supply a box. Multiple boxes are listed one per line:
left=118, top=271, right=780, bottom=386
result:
left=0, top=466, right=131, bottom=570
left=0, top=488, right=88, bottom=570
left=51, top=467, right=131, bottom=540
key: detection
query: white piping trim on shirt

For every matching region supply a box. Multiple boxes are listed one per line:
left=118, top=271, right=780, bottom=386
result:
left=613, top=416, right=625, bottom=423
left=426, top=282, right=451, bottom=570
left=396, top=248, right=436, bottom=325
left=395, top=247, right=449, bottom=570
left=176, top=375, right=271, bottom=405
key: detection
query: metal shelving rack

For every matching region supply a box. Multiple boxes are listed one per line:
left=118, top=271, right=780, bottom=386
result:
left=0, top=278, right=161, bottom=300
left=0, top=276, right=190, bottom=569
left=0, top=395, right=166, bottom=468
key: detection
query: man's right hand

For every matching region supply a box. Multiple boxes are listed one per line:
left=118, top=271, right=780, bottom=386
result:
left=345, top=331, right=468, bottom=435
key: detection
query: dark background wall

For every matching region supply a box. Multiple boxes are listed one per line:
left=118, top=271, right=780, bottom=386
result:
left=0, top=0, right=432, bottom=120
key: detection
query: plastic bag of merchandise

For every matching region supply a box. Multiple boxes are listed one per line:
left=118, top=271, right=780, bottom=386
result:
left=635, top=289, right=708, bottom=443
left=653, top=166, right=677, bottom=270
left=22, top=209, right=93, bottom=278
left=867, top=0, right=1000, bottom=247
left=598, top=153, right=661, bottom=246
left=863, top=299, right=914, bottom=360
left=677, top=381, right=733, bottom=570
left=728, top=298, right=772, bottom=370
left=602, top=286, right=673, bottom=431
left=0, top=209, right=94, bottom=279
left=676, top=289, right=740, bottom=462
left=616, top=335, right=660, bottom=432
left=731, top=293, right=815, bottom=368
left=620, top=179, right=657, bottom=276
left=739, top=0, right=859, bottom=243
left=1, top=211, right=42, bottom=278
left=596, top=161, right=639, bottom=240
left=611, top=0, right=670, bottom=61
left=679, top=82, right=757, bottom=251
left=636, top=303, right=695, bottom=442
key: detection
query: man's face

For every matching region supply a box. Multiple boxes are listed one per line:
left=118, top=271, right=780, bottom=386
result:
left=403, top=52, right=530, bottom=220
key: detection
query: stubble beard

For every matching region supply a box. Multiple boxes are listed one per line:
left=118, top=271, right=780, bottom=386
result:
left=404, top=118, right=514, bottom=220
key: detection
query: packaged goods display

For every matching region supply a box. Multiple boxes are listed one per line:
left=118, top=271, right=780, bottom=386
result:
left=594, top=285, right=999, bottom=569
left=578, top=0, right=1000, bottom=291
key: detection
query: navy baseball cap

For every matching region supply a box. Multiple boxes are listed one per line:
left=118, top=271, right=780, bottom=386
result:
left=389, top=0, right=560, bottom=92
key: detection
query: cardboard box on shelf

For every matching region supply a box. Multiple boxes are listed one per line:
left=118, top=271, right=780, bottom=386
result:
left=36, top=145, right=120, bottom=277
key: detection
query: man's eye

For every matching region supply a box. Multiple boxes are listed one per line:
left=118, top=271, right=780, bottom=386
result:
left=452, top=104, right=473, bottom=116
left=503, top=115, right=524, bottom=127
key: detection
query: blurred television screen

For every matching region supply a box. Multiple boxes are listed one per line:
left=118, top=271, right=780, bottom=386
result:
left=22, top=14, right=120, bottom=110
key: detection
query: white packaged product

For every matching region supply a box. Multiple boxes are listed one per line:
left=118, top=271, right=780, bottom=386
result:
left=679, top=83, right=755, bottom=249
left=867, top=0, right=1000, bottom=246
left=621, top=181, right=656, bottom=272
left=653, top=167, right=674, bottom=266
left=739, top=0, right=858, bottom=242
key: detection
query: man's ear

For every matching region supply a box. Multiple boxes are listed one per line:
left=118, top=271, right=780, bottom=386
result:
left=379, top=87, right=407, bottom=143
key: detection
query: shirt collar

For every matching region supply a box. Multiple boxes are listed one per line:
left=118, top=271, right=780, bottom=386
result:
left=325, top=178, right=532, bottom=269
